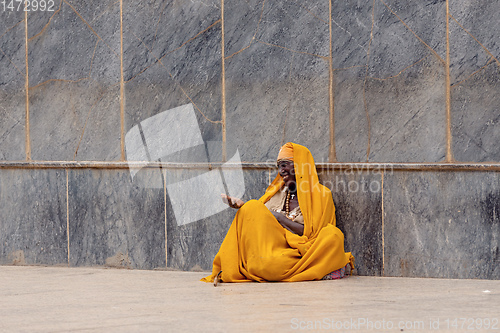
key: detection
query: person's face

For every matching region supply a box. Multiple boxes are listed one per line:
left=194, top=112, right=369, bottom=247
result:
left=277, top=160, right=296, bottom=188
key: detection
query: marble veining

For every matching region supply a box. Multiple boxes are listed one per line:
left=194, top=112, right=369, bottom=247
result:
left=0, top=169, right=68, bottom=265
left=383, top=172, right=500, bottom=279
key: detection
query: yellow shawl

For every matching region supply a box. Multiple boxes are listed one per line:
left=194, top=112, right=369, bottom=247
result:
left=202, top=143, right=354, bottom=282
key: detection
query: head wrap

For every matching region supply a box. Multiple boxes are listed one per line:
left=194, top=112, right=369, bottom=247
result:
left=277, top=142, right=294, bottom=162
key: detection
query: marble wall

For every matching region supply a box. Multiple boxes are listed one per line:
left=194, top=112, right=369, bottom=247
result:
left=1, top=166, right=498, bottom=280
left=1, top=0, right=499, bottom=279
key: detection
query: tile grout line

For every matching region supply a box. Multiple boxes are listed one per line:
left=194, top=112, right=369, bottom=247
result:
left=120, top=0, right=125, bottom=161
left=221, top=0, right=227, bottom=162
left=24, top=9, right=31, bottom=161
left=66, top=169, right=70, bottom=267
left=328, top=0, right=336, bottom=162
left=4, top=161, right=500, bottom=171
left=164, top=168, right=168, bottom=268
left=381, top=171, right=385, bottom=276
left=445, top=0, right=454, bottom=162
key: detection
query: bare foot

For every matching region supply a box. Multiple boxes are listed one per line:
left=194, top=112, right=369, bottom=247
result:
left=221, top=194, right=245, bottom=209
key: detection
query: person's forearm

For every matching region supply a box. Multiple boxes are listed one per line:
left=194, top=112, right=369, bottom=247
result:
left=271, top=211, right=304, bottom=236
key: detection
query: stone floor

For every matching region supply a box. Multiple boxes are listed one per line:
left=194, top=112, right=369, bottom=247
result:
left=1, top=266, right=499, bottom=332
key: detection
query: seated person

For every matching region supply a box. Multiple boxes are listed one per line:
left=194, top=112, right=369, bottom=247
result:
left=202, top=142, right=354, bottom=284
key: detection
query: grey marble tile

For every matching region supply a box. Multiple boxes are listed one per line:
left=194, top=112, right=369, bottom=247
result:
left=361, top=0, right=447, bottom=162
left=334, top=66, right=370, bottom=163
left=451, top=64, right=500, bottom=162
left=278, top=56, right=331, bottom=163
left=365, top=55, right=447, bottom=162
left=0, top=9, right=25, bottom=67
left=27, top=1, right=121, bottom=161
left=165, top=168, right=269, bottom=271
left=254, top=1, right=329, bottom=57
left=0, top=169, right=68, bottom=265
left=123, top=61, right=193, bottom=147
left=319, top=169, right=384, bottom=276
left=449, top=1, right=500, bottom=85
left=449, top=0, right=500, bottom=163
left=29, top=81, right=121, bottom=161
left=449, top=1, right=500, bottom=163
left=123, top=0, right=220, bottom=76
left=0, top=88, right=25, bottom=161
left=368, top=0, right=446, bottom=79
left=331, top=1, right=372, bottom=163
left=223, top=0, right=333, bottom=162
left=225, top=1, right=329, bottom=59
left=225, top=42, right=293, bottom=162
left=68, top=169, right=165, bottom=269
left=334, top=1, right=447, bottom=163
left=331, top=0, right=373, bottom=69
left=383, top=172, right=500, bottom=279
left=156, top=24, right=222, bottom=147
left=0, top=9, right=26, bottom=161
left=123, top=0, right=222, bottom=157
left=225, top=42, right=330, bottom=162
left=27, top=0, right=120, bottom=86
left=223, top=0, right=264, bottom=59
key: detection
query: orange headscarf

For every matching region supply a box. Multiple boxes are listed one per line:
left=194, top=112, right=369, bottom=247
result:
left=277, top=142, right=294, bottom=162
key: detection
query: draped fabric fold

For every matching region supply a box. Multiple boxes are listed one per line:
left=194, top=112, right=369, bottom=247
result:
left=201, top=143, right=354, bottom=282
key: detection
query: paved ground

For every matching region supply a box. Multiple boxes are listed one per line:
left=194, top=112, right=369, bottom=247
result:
left=1, top=266, right=499, bottom=332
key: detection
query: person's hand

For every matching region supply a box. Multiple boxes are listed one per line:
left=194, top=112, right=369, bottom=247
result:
left=221, top=194, right=245, bottom=209
left=270, top=210, right=303, bottom=236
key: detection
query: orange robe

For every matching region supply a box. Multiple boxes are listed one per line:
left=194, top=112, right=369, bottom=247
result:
left=202, top=143, right=354, bottom=282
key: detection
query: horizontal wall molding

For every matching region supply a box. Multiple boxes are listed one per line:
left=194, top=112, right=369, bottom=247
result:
left=1, top=161, right=500, bottom=172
